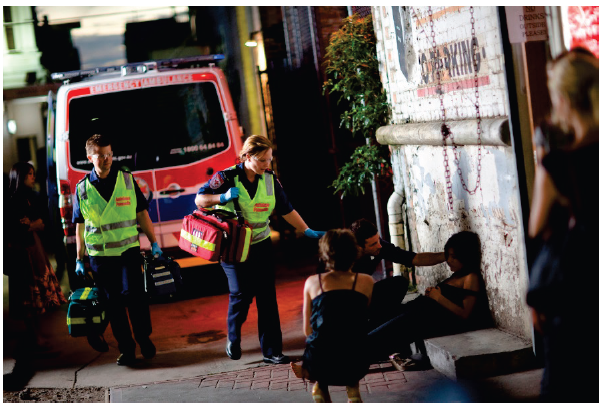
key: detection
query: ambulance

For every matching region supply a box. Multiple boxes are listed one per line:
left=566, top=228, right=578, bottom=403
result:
left=46, top=54, right=243, bottom=278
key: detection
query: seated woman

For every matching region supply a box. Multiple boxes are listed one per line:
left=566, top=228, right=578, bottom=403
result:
left=290, top=229, right=374, bottom=403
left=367, top=231, right=492, bottom=364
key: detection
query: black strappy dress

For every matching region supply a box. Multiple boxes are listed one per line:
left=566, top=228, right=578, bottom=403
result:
left=367, top=272, right=492, bottom=361
left=301, top=273, right=370, bottom=386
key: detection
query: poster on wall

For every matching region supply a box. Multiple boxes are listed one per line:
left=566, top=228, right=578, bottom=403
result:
left=566, top=6, right=599, bottom=58
left=505, top=6, right=548, bottom=43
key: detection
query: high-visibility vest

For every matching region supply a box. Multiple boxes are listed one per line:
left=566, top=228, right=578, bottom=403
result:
left=78, top=170, right=140, bottom=256
left=216, top=166, right=276, bottom=244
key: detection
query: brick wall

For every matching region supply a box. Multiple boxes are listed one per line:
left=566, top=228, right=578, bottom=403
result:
left=372, top=6, right=533, bottom=340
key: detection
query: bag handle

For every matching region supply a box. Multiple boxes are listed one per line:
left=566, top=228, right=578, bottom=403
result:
left=232, top=198, right=245, bottom=225
left=197, top=208, right=236, bottom=220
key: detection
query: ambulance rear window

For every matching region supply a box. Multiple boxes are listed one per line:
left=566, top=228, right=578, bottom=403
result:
left=68, top=82, right=229, bottom=171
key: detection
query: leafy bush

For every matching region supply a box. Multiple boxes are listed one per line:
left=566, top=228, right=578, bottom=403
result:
left=323, top=14, right=392, bottom=197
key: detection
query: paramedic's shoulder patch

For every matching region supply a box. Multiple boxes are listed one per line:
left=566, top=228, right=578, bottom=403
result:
left=209, top=172, right=226, bottom=189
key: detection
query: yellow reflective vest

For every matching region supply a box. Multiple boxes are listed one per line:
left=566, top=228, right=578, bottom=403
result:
left=215, top=167, right=276, bottom=244
left=78, top=170, right=140, bottom=256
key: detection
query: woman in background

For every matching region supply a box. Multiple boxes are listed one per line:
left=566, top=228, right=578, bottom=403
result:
left=526, top=48, right=598, bottom=403
left=6, top=162, right=67, bottom=353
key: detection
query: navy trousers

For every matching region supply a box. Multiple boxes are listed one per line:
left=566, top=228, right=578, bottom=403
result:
left=89, top=247, right=152, bottom=355
left=220, top=238, right=283, bottom=357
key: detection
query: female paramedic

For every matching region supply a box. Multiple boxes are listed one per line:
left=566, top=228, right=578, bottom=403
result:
left=195, top=135, right=325, bottom=364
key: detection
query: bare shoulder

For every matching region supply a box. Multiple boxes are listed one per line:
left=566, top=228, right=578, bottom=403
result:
left=358, top=273, right=374, bottom=286
left=463, top=272, right=481, bottom=291
left=304, top=274, right=319, bottom=292
left=357, top=273, right=374, bottom=294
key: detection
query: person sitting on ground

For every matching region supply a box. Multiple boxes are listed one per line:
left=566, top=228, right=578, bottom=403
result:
left=350, top=218, right=446, bottom=329
left=366, top=231, right=492, bottom=366
left=290, top=229, right=374, bottom=403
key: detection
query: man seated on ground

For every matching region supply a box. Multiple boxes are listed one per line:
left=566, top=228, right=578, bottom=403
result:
left=351, top=219, right=447, bottom=329
left=319, top=218, right=446, bottom=329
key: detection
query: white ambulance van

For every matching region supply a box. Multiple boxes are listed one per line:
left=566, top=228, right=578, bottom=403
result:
left=46, top=54, right=242, bottom=280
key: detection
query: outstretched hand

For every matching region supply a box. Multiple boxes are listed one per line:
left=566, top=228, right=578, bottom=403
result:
left=304, top=229, right=325, bottom=239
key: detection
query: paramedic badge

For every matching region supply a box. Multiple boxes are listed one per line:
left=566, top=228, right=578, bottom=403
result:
left=210, top=172, right=225, bottom=189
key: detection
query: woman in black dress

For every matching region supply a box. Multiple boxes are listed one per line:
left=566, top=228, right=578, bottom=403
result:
left=291, top=229, right=374, bottom=402
left=366, top=231, right=491, bottom=363
left=526, top=48, right=599, bottom=402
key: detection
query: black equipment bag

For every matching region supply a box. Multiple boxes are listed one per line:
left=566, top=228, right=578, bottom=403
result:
left=67, top=286, right=109, bottom=337
left=143, top=255, right=183, bottom=297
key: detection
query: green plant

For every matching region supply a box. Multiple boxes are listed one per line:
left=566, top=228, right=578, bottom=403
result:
left=331, top=144, right=390, bottom=198
left=323, top=14, right=392, bottom=197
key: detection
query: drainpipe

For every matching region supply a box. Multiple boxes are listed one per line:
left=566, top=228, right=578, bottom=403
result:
left=386, top=147, right=411, bottom=280
left=387, top=186, right=405, bottom=277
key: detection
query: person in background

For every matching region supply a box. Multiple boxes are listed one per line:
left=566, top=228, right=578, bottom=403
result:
left=349, top=218, right=446, bottom=330
left=73, top=134, right=163, bottom=366
left=195, top=135, right=325, bottom=364
left=290, top=229, right=374, bottom=403
left=5, top=162, right=67, bottom=367
left=366, top=231, right=491, bottom=366
left=526, top=48, right=598, bottom=403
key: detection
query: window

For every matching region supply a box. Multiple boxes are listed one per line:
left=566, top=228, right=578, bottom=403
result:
left=3, top=6, right=16, bottom=51
left=68, top=82, right=230, bottom=171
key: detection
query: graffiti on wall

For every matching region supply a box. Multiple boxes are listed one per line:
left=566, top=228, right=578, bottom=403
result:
left=417, top=36, right=489, bottom=97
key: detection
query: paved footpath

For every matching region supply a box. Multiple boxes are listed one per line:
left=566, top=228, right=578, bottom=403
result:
left=109, top=362, right=466, bottom=403
left=109, top=360, right=542, bottom=403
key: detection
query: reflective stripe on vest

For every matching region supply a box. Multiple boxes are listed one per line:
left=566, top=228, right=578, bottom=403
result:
left=79, top=171, right=139, bottom=256
left=214, top=166, right=276, bottom=244
left=86, top=219, right=137, bottom=234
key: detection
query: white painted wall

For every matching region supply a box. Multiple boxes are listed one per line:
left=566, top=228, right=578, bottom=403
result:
left=373, top=6, right=532, bottom=339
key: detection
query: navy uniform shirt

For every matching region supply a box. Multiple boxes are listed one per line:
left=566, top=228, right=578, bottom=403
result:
left=72, top=167, right=148, bottom=224
left=197, top=163, right=294, bottom=216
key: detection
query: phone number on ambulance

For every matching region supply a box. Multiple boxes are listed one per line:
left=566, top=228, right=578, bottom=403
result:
left=89, top=75, right=194, bottom=94
left=170, top=142, right=225, bottom=155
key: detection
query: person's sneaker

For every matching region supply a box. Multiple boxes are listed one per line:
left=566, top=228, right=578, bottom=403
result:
left=116, top=353, right=136, bottom=366
left=225, top=339, right=241, bottom=360
left=86, top=335, right=109, bottom=353
left=263, top=354, right=290, bottom=364
left=139, top=338, right=156, bottom=359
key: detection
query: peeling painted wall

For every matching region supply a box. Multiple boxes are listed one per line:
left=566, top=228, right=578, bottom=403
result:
left=373, top=6, right=532, bottom=339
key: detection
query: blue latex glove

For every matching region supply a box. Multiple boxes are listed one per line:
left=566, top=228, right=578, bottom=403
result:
left=75, top=259, right=85, bottom=276
left=304, top=228, right=326, bottom=239
left=219, top=187, right=240, bottom=204
left=151, top=242, right=163, bottom=258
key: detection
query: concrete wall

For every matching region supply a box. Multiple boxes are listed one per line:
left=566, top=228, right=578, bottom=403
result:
left=372, top=6, right=532, bottom=339
left=3, top=97, right=47, bottom=175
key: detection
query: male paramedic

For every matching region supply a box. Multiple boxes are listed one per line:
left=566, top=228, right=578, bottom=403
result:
left=73, top=133, right=163, bottom=366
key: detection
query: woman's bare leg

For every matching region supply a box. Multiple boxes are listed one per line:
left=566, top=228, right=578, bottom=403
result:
left=346, top=383, right=362, bottom=403
left=312, top=382, right=332, bottom=403
left=290, top=361, right=310, bottom=380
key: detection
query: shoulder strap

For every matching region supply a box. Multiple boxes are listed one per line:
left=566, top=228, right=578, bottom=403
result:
left=232, top=198, right=244, bottom=224
left=352, top=272, right=358, bottom=291
left=78, top=178, right=88, bottom=200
